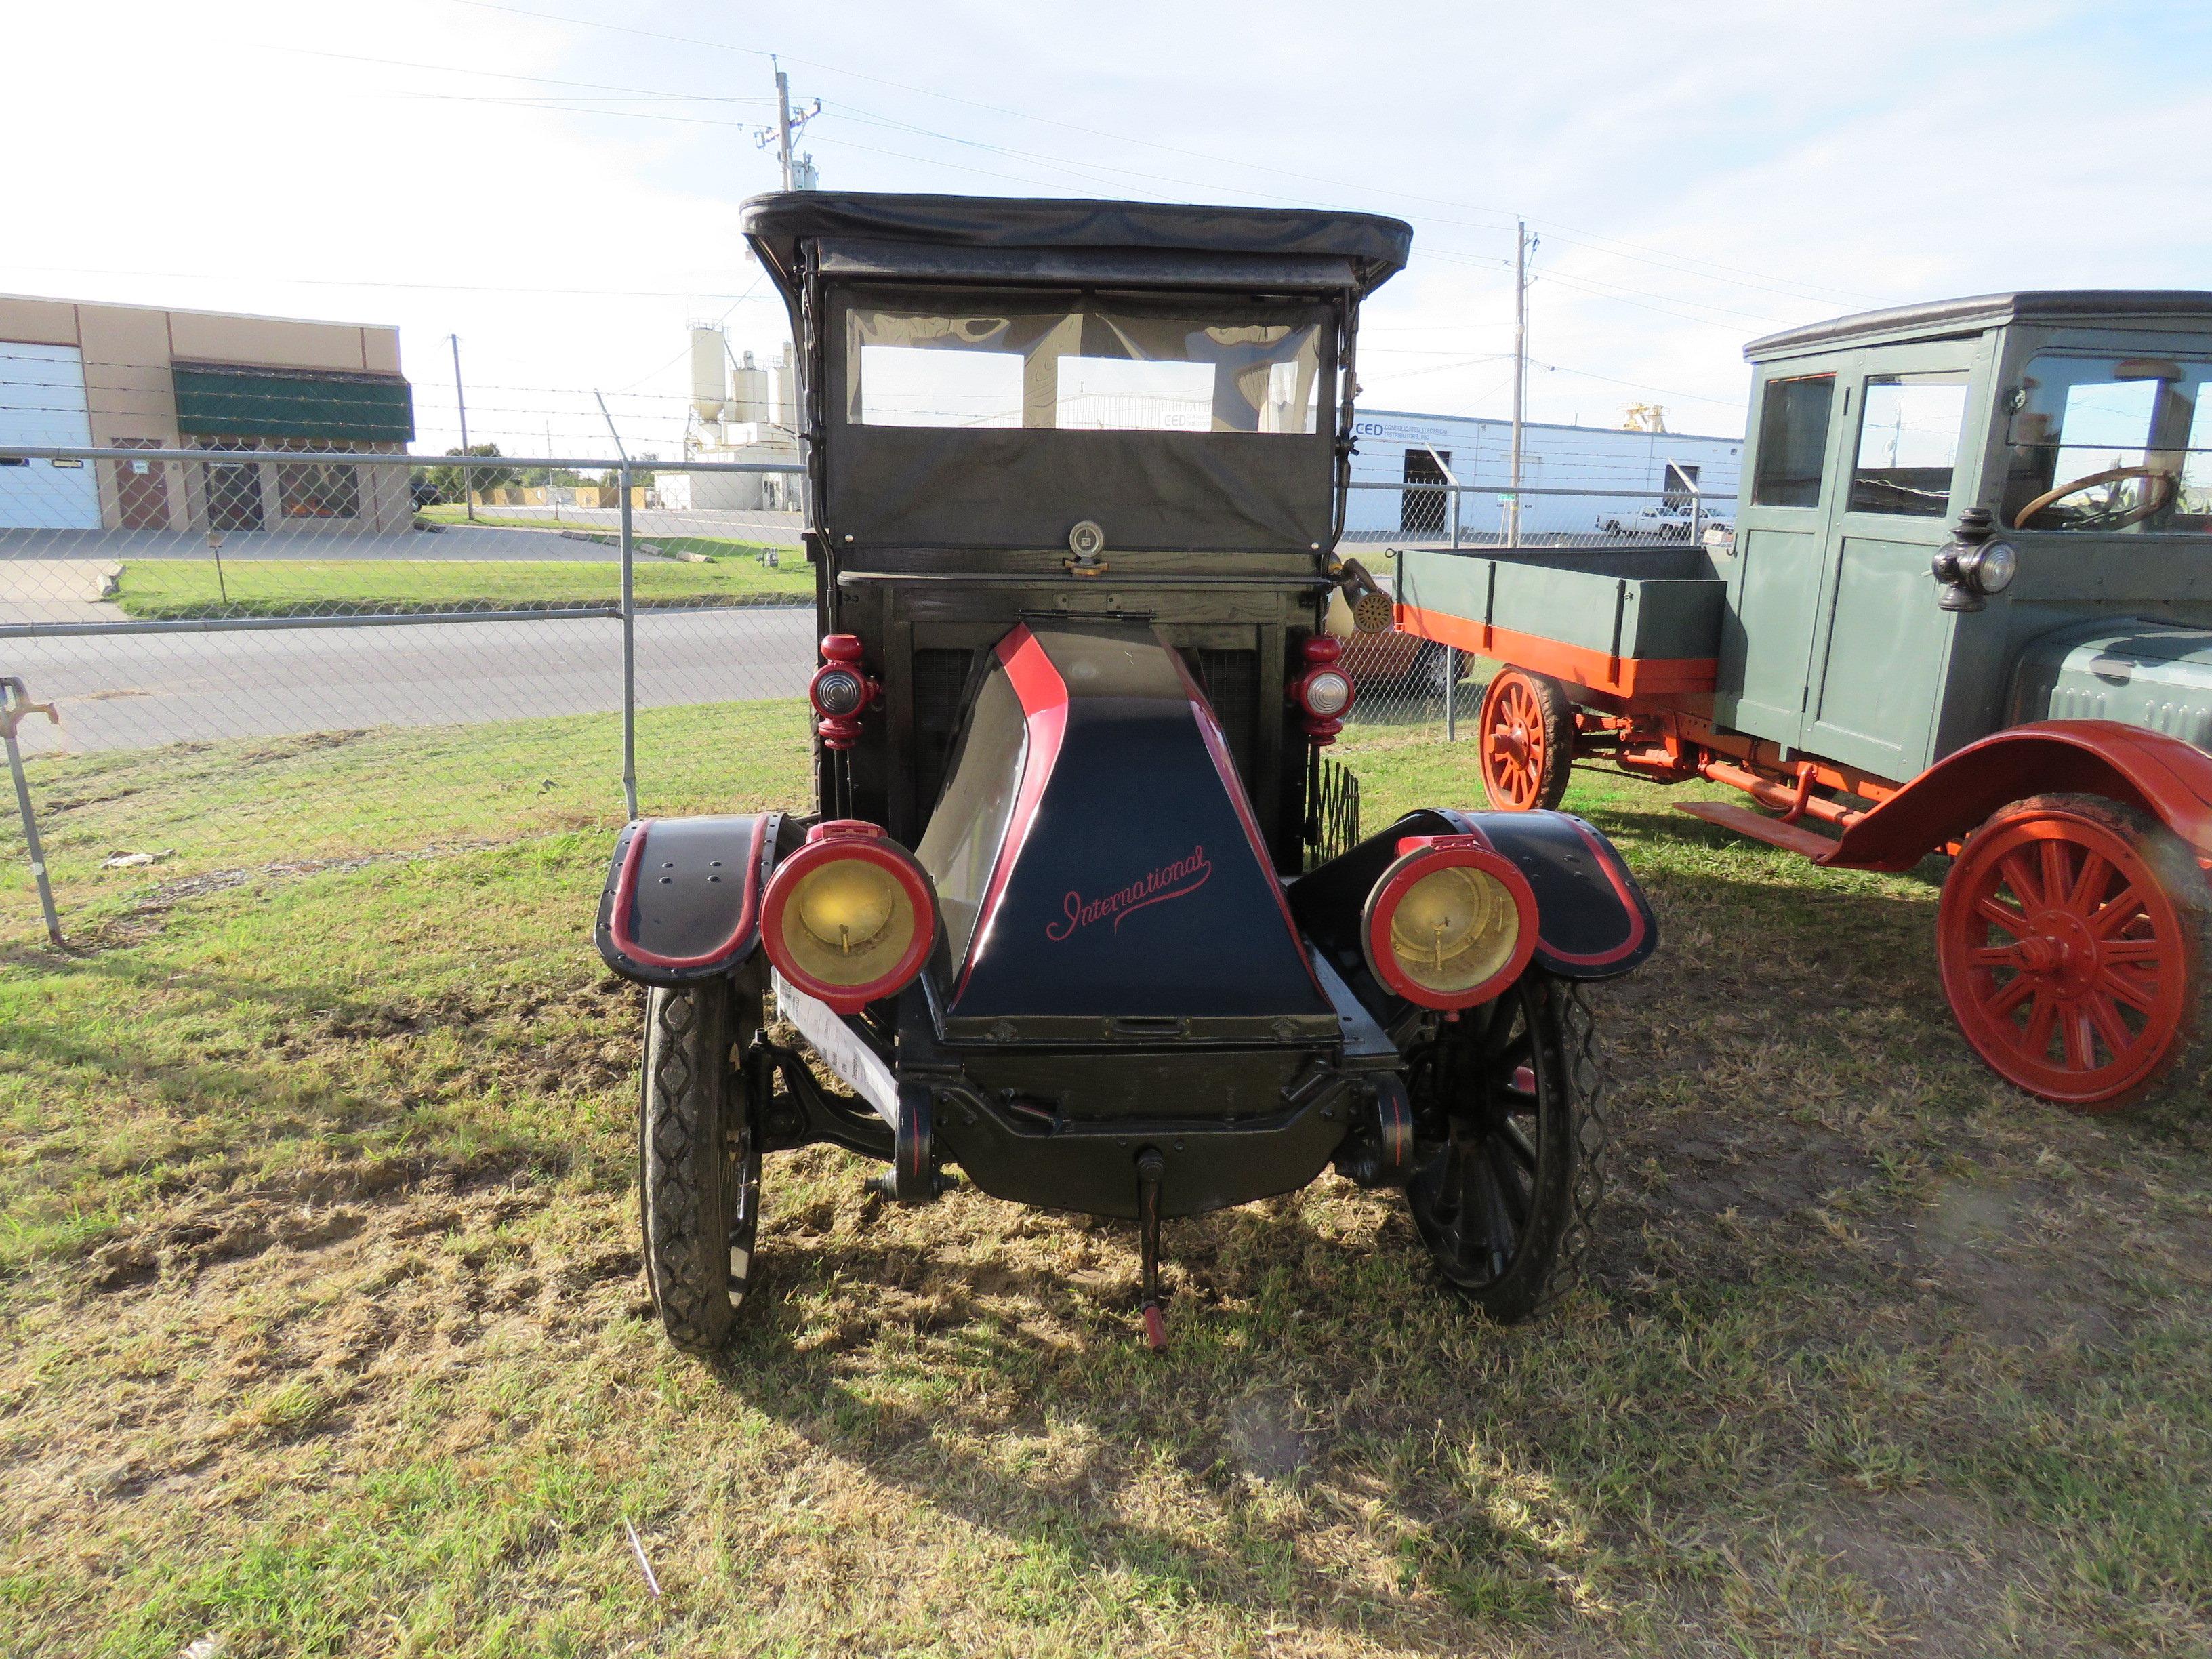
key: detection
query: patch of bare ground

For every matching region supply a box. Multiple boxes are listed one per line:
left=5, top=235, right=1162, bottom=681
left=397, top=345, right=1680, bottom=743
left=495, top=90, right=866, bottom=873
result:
left=6, top=1158, right=644, bottom=1552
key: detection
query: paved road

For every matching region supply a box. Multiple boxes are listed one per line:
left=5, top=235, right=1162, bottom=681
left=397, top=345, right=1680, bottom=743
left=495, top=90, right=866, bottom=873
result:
left=5, top=606, right=817, bottom=752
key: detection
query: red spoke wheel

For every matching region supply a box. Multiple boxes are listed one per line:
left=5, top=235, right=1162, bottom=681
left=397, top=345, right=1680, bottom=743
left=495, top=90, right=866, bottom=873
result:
left=1476, top=668, right=1574, bottom=812
left=1938, top=794, right=2211, bottom=1111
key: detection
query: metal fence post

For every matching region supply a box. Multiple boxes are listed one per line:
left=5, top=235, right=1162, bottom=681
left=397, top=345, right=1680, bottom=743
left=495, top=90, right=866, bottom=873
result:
left=1444, top=483, right=1462, bottom=741
left=594, top=392, right=639, bottom=820
left=619, top=458, right=637, bottom=820
left=1, top=678, right=63, bottom=947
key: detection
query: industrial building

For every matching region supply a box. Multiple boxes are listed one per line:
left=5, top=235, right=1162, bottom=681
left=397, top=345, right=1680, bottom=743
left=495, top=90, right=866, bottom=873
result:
left=0, top=294, right=415, bottom=533
left=665, top=324, right=801, bottom=512
left=1345, top=407, right=1742, bottom=541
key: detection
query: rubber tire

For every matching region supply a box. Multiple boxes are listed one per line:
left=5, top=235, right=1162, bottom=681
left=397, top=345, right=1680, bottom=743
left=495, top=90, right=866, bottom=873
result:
left=639, top=976, right=763, bottom=1353
left=1404, top=974, right=1608, bottom=1324
left=1938, top=793, right=2212, bottom=1112
left=1477, top=668, right=1576, bottom=813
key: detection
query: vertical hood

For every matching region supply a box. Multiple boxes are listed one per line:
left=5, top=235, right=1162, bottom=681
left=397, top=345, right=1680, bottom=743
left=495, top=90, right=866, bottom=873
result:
left=914, top=623, right=1334, bottom=1038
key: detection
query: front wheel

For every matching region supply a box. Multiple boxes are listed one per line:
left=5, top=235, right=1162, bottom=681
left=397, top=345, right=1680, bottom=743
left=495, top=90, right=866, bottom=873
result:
left=1937, top=793, right=2212, bottom=1111
left=1404, top=973, right=1607, bottom=1322
left=639, top=977, right=764, bottom=1352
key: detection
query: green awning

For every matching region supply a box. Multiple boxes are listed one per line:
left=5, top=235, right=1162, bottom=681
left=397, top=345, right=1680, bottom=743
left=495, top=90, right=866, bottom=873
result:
left=171, top=364, right=415, bottom=443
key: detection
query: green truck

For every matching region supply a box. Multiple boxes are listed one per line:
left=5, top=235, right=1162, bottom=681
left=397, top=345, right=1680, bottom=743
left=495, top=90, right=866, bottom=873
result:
left=1395, top=291, right=2212, bottom=1111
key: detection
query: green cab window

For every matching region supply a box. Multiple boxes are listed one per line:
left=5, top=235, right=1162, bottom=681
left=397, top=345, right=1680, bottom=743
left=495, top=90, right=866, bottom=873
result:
left=1849, top=372, right=1969, bottom=517
left=1750, top=375, right=1835, bottom=508
left=2001, top=353, right=2212, bottom=533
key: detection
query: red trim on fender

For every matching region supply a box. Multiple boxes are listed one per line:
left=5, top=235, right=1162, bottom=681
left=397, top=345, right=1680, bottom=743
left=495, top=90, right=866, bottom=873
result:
left=608, top=815, right=769, bottom=971
left=1540, top=819, right=1650, bottom=968
left=957, top=625, right=1070, bottom=997
left=1168, top=647, right=1324, bottom=991
left=1440, top=808, right=1649, bottom=970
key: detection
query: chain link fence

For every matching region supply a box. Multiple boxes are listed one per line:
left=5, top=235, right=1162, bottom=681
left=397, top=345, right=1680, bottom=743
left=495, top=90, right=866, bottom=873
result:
left=0, top=420, right=1733, bottom=946
left=1, top=441, right=808, bottom=947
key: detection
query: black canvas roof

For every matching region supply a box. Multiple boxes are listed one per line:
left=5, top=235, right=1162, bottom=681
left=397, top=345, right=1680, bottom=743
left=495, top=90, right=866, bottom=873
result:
left=741, top=191, right=1412, bottom=297
left=1746, top=290, right=2212, bottom=361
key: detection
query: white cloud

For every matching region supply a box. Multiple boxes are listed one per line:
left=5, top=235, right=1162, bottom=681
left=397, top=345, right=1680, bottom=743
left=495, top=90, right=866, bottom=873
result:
left=3, top=0, right=2201, bottom=453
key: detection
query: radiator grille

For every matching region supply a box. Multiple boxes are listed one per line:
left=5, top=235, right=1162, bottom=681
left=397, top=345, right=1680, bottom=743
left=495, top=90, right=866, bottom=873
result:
left=911, top=647, right=975, bottom=811
left=1196, top=647, right=1261, bottom=787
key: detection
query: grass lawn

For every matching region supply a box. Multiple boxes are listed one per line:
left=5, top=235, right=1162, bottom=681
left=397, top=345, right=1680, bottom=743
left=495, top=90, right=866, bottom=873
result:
left=1, top=706, right=2208, bottom=1656
left=112, top=556, right=813, bottom=620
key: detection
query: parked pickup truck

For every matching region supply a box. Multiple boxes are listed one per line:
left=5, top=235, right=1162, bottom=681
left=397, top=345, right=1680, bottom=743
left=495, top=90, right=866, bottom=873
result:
left=1595, top=503, right=1730, bottom=539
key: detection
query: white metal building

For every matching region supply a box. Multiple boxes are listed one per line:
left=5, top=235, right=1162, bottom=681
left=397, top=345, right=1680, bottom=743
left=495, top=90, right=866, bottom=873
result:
left=1344, top=407, right=1743, bottom=542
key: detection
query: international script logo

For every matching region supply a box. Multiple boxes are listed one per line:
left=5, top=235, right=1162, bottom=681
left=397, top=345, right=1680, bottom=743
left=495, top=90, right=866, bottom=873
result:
left=1045, top=846, right=1212, bottom=940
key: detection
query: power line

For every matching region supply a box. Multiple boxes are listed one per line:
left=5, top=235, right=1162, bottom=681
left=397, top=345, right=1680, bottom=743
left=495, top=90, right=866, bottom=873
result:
left=433, top=0, right=1886, bottom=310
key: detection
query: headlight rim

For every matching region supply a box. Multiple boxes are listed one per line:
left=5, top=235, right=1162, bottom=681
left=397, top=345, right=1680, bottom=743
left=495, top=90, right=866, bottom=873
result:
left=1966, top=539, right=2018, bottom=596
left=1360, top=837, right=1539, bottom=1010
left=761, top=821, right=938, bottom=1014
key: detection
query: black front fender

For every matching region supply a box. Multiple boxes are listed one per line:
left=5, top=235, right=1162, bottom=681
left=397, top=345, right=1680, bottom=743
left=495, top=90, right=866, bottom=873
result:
left=595, top=812, right=783, bottom=986
left=1289, top=808, right=1658, bottom=986
left=1435, top=808, right=1657, bottom=979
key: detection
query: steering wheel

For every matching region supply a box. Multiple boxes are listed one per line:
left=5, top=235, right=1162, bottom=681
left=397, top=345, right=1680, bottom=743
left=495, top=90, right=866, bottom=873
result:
left=2012, top=465, right=2175, bottom=530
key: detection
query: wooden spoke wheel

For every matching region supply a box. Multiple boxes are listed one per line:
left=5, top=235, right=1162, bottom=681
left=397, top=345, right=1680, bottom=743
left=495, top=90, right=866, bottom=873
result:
left=1938, top=794, right=2212, bottom=1111
left=1404, top=973, right=1603, bottom=1322
left=1477, top=668, right=1574, bottom=812
left=639, top=975, right=765, bottom=1352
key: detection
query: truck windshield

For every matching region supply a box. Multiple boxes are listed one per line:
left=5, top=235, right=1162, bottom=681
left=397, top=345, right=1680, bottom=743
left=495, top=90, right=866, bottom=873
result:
left=2003, top=352, right=2212, bottom=533
left=844, top=298, right=1324, bottom=434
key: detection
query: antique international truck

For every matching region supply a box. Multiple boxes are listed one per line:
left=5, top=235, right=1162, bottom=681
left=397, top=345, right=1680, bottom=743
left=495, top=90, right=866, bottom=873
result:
left=594, top=192, right=1660, bottom=1353
left=1395, top=291, right=2212, bottom=1111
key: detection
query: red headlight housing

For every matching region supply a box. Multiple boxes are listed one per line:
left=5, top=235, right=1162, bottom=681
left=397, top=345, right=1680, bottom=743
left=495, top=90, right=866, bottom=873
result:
left=1362, top=835, right=1538, bottom=1010
left=762, top=821, right=937, bottom=1013
left=1290, top=634, right=1356, bottom=745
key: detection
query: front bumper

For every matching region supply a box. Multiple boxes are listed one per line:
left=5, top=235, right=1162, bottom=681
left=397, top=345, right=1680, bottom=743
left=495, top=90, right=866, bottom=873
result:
left=773, top=949, right=1403, bottom=1220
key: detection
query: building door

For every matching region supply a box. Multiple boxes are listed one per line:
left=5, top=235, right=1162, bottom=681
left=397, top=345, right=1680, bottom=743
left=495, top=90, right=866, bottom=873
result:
left=0, top=342, right=102, bottom=529
left=1400, top=447, right=1450, bottom=536
left=202, top=443, right=265, bottom=531
left=1797, top=335, right=1988, bottom=781
left=111, top=438, right=171, bottom=530
left=1663, top=461, right=1699, bottom=502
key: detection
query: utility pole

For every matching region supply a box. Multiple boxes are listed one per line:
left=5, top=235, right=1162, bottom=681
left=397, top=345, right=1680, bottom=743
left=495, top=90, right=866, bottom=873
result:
left=450, top=332, right=474, bottom=523
left=1509, top=220, right=1529, bottom=548
left=754, top=56, right=820, bottom=192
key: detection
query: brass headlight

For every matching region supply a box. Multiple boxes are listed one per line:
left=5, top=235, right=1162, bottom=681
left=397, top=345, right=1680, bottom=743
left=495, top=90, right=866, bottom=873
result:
left=783, top=858, right=912, bottom=984
left=762, top=823, right=937, bottom=1012
left=1387, top=863, right=1521, bottom=997
left=1363, top=837, right=1539, bottom=1010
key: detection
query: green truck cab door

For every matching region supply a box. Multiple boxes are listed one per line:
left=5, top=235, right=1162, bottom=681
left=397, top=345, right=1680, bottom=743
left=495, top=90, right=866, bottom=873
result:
left=1719, top=352, right=1856, bottom=746
left=1797, top=337, right=1992, bottom=781
left=1721, top=338, right=1993, bottom=781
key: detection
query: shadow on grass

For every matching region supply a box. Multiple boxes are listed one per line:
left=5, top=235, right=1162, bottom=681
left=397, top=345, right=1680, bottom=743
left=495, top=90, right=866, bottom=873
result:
left=702, top=1202, right=1528, bottom=1643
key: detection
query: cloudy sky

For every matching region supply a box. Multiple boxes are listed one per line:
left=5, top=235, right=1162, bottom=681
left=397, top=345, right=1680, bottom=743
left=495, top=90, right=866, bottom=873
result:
left=5, top=0, right=2203, bottom=457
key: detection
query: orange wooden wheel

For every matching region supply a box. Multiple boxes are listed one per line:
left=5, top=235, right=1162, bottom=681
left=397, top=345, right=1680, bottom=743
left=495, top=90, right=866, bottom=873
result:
left=1477, top=669, right=1572, bottom=812
left=1937, top=794, right=2211, bottom=1111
